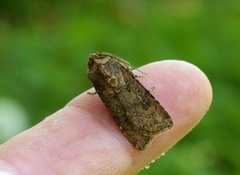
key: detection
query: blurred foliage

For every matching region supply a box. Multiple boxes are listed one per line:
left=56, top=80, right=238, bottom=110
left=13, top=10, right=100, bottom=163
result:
left=0, top=0, right=239, bottom=174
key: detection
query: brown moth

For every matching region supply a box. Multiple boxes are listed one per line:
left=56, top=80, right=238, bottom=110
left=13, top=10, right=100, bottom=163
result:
left=87, top=53, right=173, bottom=150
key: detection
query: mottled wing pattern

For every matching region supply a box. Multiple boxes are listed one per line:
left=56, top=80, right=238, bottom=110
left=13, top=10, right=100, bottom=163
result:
left=88, top=53, right=173, bottom=150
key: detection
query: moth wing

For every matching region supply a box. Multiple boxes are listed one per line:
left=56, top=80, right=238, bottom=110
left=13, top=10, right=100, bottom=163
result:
left=123, top=129, right=153, bottom=150
left=127, top=103, right=173, bottom=136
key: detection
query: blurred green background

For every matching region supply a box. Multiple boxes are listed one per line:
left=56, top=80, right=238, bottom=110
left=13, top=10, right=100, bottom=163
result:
left=0, top=0, right=239, bottom=174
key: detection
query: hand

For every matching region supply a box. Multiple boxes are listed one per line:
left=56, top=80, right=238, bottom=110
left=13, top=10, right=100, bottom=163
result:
left=0, top=60, right=212, bottom=175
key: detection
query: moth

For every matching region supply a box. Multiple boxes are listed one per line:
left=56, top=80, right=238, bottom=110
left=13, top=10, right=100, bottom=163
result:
left=87, top=53, right=173, bottom=150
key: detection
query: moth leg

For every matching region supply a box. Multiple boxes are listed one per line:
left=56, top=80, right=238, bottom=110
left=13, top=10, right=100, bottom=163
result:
left=134, top=75, right=145, bottom=78
left=148, top=86, right=155, bottom=93
left=87, top=91, right=97, bottom=95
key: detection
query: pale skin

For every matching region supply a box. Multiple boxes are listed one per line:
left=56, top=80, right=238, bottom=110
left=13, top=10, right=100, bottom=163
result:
left=0, top=60, right=212, bottom=175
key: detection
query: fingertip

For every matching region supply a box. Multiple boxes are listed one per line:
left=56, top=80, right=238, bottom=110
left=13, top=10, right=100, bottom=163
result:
left=136, top=60, right=212, bottom=154
left=139, top=60, right=212, bottom=126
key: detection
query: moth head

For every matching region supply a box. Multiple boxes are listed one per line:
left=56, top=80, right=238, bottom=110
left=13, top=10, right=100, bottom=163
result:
left=88, top=53, right=111, bottom=74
